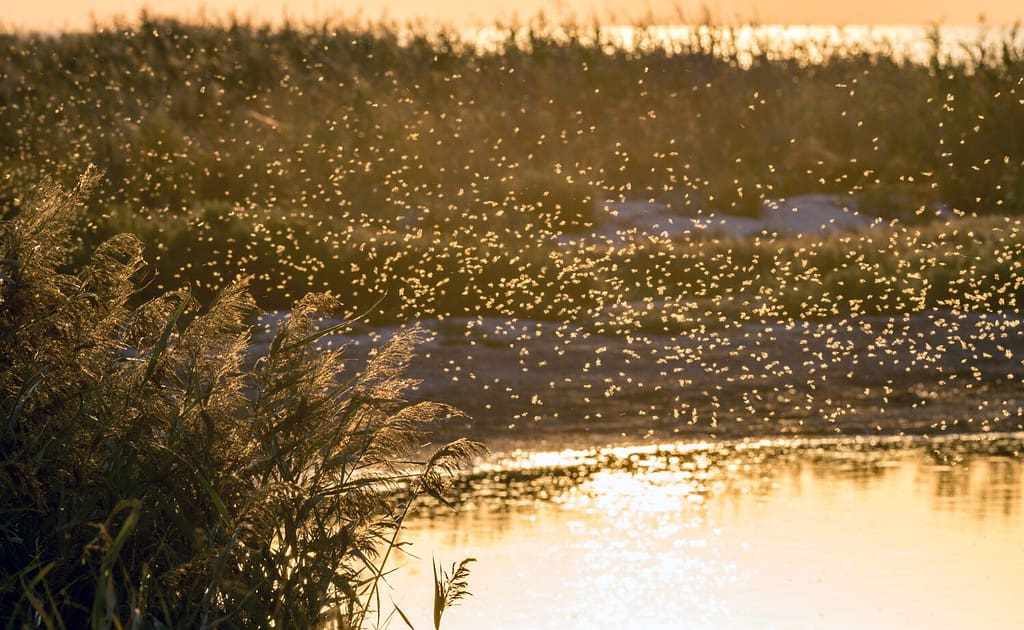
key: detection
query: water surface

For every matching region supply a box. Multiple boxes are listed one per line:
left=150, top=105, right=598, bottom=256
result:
left=387, top=435, right=1023, bottom=629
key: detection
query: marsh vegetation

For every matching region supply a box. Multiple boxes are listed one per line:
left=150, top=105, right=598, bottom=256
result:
left=1, top=18, right=1022, bottom=322
left=0, top=174, right=484, bottom=627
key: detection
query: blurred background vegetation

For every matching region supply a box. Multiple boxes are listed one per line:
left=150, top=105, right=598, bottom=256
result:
left=1, top=17, right=1022, bottom=327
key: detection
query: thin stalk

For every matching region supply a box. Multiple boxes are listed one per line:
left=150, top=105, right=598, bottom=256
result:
left=351, top=489, right=417, bottom=630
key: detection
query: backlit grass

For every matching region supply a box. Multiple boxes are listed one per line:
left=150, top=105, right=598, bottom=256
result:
left=1, top=17, right=1022, bottom=326
left=0, top=172, right=484, bottom=628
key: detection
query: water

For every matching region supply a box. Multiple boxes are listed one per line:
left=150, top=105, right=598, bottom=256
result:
left=385, top=435, right=1023, bottom=629
left=15, top=17, right=1021, bottom=70
left=465, top=24, right=1024, bottom=67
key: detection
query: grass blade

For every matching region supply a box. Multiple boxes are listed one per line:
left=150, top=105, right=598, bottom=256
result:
left=143, top=288, right=190, bottom=383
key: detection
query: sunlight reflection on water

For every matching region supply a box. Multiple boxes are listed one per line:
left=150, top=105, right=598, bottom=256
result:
left=387, top=434, right=1023, bottom=629
left=457, top=24, right=1024, bottom=67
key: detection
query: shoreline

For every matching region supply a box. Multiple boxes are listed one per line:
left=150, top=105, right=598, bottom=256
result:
left=252, top=309, right=1024, bottom=453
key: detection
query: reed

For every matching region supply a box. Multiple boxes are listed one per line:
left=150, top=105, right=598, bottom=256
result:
left=1, top=17, right=1022, bottom=324
left=0, top=172, right=484, bottom=628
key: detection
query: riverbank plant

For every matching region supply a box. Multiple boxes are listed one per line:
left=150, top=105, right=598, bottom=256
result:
left=1, top=16, right=1022, bottom=322
left=0, top=171, right=484, bottom=627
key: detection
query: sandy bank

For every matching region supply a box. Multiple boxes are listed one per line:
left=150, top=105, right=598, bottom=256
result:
left=252, top=309, right=1024, bottom=452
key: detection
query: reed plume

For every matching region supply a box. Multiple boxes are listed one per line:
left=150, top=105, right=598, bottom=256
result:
left=0, top=172, right=484, bottom=628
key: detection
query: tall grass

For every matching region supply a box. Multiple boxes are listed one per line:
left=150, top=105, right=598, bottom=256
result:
left=0, top=171, right=484, bottom=627
left=4, top=18, right=1021, bottom=218
left=1, top=17, right=1022, bottom=322
left=581, top=213, right=1024, bottom=333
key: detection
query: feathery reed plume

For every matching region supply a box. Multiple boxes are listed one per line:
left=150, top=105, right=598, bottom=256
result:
left=433, top=557, right=476, bottom=630
left=0, top=172, right=484, bottom=628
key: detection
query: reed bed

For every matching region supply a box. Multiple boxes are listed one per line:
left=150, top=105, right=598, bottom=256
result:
left=0, top=17, right=1021, bottom=327
left=0, top=172, right=484, bottom=628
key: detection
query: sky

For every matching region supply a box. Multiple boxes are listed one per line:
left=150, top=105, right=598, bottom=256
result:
left=4, top=0, right=1023, bottom=32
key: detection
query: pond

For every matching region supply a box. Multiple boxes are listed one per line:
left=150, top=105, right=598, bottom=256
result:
left=385, top=434, right=1023, bottom=629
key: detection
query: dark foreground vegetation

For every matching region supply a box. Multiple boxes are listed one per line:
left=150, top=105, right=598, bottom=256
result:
left=1, top=18, right=1022, bottom=326
left=0, top=173, right=483, bottom=627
